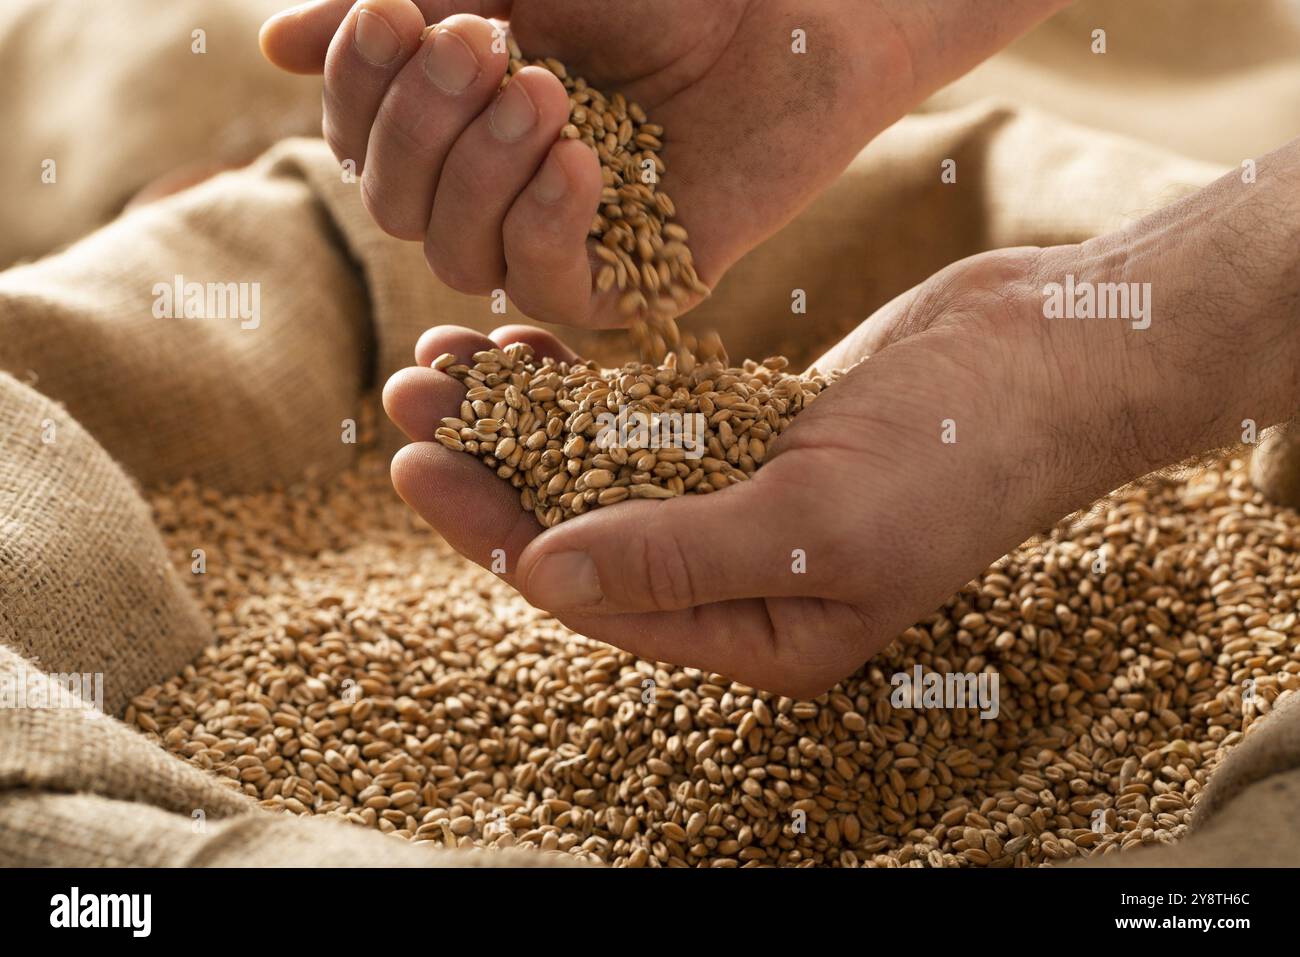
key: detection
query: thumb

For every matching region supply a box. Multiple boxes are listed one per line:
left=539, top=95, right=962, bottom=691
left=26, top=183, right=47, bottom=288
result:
left=812, top=245, right=1050, bottom=372
left=809, top=283, right=922, bottom=373
left=260, top=0, right=357, bottom=74
left=514, top=463, right=839, bottom=614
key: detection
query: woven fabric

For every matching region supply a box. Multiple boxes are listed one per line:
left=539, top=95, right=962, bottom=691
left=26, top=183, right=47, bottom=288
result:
left=1, top=0, right=1299, bottom=866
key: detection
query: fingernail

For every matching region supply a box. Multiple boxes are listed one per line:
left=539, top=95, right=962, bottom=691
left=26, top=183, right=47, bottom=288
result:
left=532, top=150, right=569, bottom=205
left=490, top=79, right=538, bottom=142
left=354, top=9, right=400, bottom=67
left=425, top=28, right=480, bottom=94
left=528, top=552, right=602, bottom=608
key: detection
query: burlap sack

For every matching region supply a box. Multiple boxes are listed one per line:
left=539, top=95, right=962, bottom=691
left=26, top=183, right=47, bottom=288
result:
left=0, top=374, right=210, bottom=713
left=2, top=0, right=1300, bottom=867
left=926, top=0, right=1300, bottom=167
left=0, top=790, right=582, bottom=867
left=1250, top=424, right=1300, bottom=507
left=0, top=162, right=372, bottom=490
left=0, top=376, right=574, bottom=867
left=0, top=0, right=323, bottom=270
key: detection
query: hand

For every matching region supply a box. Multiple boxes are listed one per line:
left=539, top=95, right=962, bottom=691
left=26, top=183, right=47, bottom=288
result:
left=382, top=249, right=1086, bottom=697
left=260, top=0, right=1069, bottom=327
left=384, top=138, right=1300, bottom=697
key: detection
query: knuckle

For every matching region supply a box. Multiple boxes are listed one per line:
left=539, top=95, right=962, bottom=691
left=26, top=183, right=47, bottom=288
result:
left=320, top=84, right=362, bottom=158
left=502, top=216, right=571, bottom=273
left=739, top=641, right=838, bottom=699
left=501, top=280, right=552, bottom=324
left=438, top=153, right=498, bottom=212
left=374, top=92, right=443, bottom=157
left=424, top=237, right=496, bottom=296
left=321, top=115, right=353, bottom=169
left=501, top=248, right=590, bottom=326
left=634, top=530, right=698, bottom=611
left=360, top=173, right=424, bottom=241
left=760, top=651, right=837, bottom=700
left=503, top=276, right=583, bottom=327
left=757, top=604, right=873, bottom=698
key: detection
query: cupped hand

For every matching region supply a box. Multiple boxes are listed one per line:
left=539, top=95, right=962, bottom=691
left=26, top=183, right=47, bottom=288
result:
left=383, top=248, right=1093, bottom=696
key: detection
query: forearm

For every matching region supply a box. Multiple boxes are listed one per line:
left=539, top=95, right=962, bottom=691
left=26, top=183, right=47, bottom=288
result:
left=1047, top=137, right=1300, bottom=491
left=870, top=0, right=1076, bottom=106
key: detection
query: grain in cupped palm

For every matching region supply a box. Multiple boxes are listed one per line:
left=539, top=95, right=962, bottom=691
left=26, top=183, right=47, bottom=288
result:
left=433, top=342, right=837, bottom=526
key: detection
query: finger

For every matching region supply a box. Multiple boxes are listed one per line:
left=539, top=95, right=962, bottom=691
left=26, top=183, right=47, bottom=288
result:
left=363, top=15, right=509, bottom=241
left=552, top=595, right=870, bottom=699
left=488, top=324, right=581, bottom=364
left=391, top=324, right=543, bottom=574
left=514, top=456, right=848, bottom=615
left=392, top=424, right=863, bottom=696
left=318, top=0, right=428, bottom=174
left=390, top=441, right=541, bottom=579
left=383, top=366, right=464, bottom=440
left=410, top=323, right=577, bottom=367
left=392, top=434, right=820, bottom=694
left=395, top=323, right=579, bottom=439
left=500, top=139, right=607, bottom=327
left=260, top=0, right=513, bottom=74
left=391, top=325, right=496, bottom=437
left=425, top=67, right=574, bottom=295
left=558, top=599, right=778, bottom=679
left=260, top=0, right=358, bottom=75
left=413, top=324, right=496, bottom=366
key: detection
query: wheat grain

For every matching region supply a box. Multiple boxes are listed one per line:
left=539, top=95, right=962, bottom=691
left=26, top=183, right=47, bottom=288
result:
left=124, top=438, right=1300, bottom=868
left=417, top=24, right=706, bottom=360
left=431, top=342, right=836, bottom=526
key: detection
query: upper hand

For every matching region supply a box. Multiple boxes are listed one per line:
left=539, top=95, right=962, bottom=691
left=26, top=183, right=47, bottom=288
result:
left=258, top=0, right=955, bottom=328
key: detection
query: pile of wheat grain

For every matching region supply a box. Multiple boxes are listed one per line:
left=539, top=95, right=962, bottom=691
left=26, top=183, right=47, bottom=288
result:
left=128, top=450, right=1298, bottom=867
left=432, top=344, right=837, bottom=526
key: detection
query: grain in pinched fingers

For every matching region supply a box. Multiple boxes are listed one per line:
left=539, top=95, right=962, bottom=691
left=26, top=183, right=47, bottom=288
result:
left=433, top=22, right=709, bottom=359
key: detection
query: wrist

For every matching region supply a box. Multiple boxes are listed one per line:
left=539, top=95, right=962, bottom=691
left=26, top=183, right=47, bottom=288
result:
left=1041, top=144, right=1300, bottom=492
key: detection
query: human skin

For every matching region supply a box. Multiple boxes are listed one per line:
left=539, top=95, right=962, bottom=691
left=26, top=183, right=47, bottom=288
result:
left=383, top=139, right=1300, bottom=697
left=259, top=0, right=1073, bottom=325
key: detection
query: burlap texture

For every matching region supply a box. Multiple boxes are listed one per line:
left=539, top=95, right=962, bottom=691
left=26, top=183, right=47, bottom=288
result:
left=925, top=0, right=1300, bottom=167
left=2, top=0, right=1300, bottom=867
left=1250, top=424, right=1300, bottom=508
left=0, top=385, right=568, bottom=866
left=0, top=0, right=323, bottom=270
left=0, top=159, right=371, bottom=489
left=0, top=790, right=580, bottom=867
left=0, top=375, right=210, bottom=714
